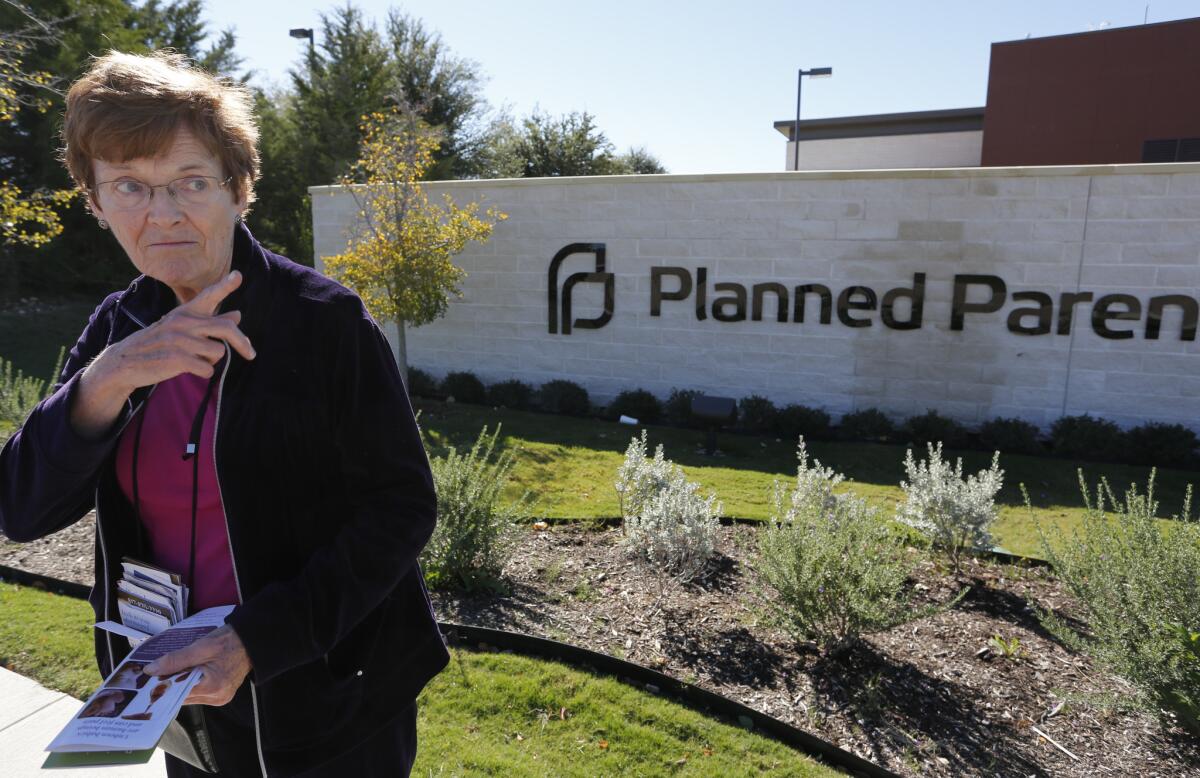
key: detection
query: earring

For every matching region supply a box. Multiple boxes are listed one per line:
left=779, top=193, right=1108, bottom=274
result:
left=98, top=219, right=109, bottom=230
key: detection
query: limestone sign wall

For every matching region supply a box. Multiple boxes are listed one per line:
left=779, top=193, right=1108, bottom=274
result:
left=312, top=163, right=1200, bottom=432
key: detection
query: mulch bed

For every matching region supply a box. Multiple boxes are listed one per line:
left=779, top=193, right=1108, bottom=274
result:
left=4, top=514, right=1198, bottom=777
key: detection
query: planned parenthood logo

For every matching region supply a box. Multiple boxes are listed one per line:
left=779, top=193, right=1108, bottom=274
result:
left=545, top=242, right=1198, bottom=341
left=547, top=243, right=614, bottom=335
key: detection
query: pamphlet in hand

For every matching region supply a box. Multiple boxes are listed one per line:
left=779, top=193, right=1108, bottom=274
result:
left=114, top=558, right=188, bottom=641
left=43, top=605, right=233, bottom=768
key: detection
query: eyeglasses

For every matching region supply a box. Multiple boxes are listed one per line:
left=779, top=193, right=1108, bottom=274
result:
left=93, top=175, right=233, bottom=212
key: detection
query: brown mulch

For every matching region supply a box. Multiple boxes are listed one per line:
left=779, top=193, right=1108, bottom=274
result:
left=4, top=517, right=1198, bottom=777
left=0, top=510, right=96, bottom=585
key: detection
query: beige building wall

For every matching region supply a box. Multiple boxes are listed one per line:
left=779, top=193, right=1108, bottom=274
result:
left=786, top=131, right=984, bottom=170
left=312, top=163, right=1200, bottom=432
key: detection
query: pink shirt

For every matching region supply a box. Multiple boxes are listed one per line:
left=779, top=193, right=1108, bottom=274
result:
left=115, top=372, right=240, bottom=612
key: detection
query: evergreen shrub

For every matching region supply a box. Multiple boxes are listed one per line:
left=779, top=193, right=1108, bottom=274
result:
left=0, top=348, right=63, bottom=436
left=664, top=388, right=700, bottom=427
left=441, top=371, right=486, bottom=404
left=487, top=379, right=534, bottom=411
left=979, top=417, right=1043, bottom=456
left=1036, top=473, right=1200, bottom=734
left=422, top=425, right=529, bottom=592
left=1125, top=422, right=1199, bottom=470
left=738, top=395, right=776, bottom=433
left=538, top=379, right=591, bottom=416
left=902, top=409, right=968, bottom=449
left=608, top=389, right=662, bottom=424
left=1050, top=414, right=1125, bottom=463
left=837, top=408, right=895, bottom=442
left=776, top=404, right=832, bottom=441
left=404, top=367, right=440, bottom=399
left=757, top=439, right=926, bottom=654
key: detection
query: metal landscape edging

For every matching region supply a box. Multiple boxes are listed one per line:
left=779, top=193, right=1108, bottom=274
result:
left=0, top=563, right=897, bottom=778
left=0, top=563, right=91, bottom=599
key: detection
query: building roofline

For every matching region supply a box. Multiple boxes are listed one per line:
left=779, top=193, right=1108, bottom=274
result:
left=311, top=161, right=1200, bottom=196
left=992, top=15, right=1200, bottom=46
left=772, top=106, right=984, bottom=141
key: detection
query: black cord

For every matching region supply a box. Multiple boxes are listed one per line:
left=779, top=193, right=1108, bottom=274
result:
left=181, top=368, right=221, bottom=614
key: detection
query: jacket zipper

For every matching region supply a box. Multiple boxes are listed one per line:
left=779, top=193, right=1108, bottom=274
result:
left=211, top=343, right=270, bottom=778
left=94, top=391, right=155, bottom=673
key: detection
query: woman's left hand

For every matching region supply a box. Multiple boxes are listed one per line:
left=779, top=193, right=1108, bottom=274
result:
left=143, top=624, right=253, bottom=706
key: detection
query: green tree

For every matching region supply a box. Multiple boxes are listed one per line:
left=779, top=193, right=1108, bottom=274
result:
left=292, top=6, right=392, bottom=186
left=128, top=0, right=244, bottom=78
left=612, top=145, right=667, bottom=174
left=246, top=86, right=308, bottom=259
left=322, top=107, right=504, bottom=380
left=384, top=9, right=488, bottom=181
left=473, top=108, right=667, bottom=179
left=248, top=4, right=393, bottom=265
left=251, top=3, right=494, bottom=264
left=516, top=109, right=617, bottom=177
left=0, top=0, right=75, bottom=298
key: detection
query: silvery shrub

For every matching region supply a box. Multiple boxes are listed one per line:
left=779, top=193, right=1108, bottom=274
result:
left=0, top=348, right=63, bottom=437
left=615, top=430, right=721, bottom=581
left=757, top=438, right=923, bottom=655
left=422, top=424, right=529, bottom=592
left=897, top=442, right=1004, bottom=573
left=1036, top=473, right=1200, bottom=734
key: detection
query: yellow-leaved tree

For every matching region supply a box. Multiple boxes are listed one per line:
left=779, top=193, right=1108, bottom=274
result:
left=0, top=181, right=72, bottom=248
left=323, top=105, right=505, bottom=382
left=0, top=3, right=73, bottom=256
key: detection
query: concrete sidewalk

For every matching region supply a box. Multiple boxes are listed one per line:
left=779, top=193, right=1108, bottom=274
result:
left=0, top=667, right=165, bottom=777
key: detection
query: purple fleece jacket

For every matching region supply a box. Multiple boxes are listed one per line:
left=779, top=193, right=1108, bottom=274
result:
left=0, top=223, right=448, bottom=774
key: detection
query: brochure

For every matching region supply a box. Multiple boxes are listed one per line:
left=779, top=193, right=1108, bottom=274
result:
left=120, top=558, right=188, bottom=624
left=43, top=605, right=234, bottom=768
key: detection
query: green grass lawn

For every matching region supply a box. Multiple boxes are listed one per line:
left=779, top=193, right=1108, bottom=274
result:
left=0, top=297, right=95, bottom=379
left=0, top=581, right=99, bottom=698
left=0, top=582, right=839, bottom=777
left=414, top=399, right=1198, bottom=560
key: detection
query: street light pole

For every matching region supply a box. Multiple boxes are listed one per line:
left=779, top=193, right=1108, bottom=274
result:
left=288, top=27, right=314, bottom=57
left=793, top=66, right=832, bottom=171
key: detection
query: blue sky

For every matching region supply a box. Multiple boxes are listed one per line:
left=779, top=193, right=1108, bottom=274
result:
left=202, top=0, right=1200, bottom=174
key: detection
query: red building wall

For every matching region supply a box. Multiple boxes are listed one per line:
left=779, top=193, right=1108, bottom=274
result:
left=981, top=18, right=1200, bottom=166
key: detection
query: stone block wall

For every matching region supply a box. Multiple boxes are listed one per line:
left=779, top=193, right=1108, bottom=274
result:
left=311, top=163, right=1200, bottom=432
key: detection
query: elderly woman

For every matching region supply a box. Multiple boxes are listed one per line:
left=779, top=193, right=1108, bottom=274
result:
left=0, top=51, right=447, bottom=776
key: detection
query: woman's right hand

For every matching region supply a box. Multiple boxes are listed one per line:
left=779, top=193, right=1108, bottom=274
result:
left=69, top=271, right=257, bottom=440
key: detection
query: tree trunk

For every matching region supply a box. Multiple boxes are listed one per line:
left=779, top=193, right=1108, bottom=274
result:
left=394, top=319, right=409, bottom=390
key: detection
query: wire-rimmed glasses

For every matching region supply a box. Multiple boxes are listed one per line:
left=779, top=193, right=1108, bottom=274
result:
left=93, top=175, right=233, bottom=212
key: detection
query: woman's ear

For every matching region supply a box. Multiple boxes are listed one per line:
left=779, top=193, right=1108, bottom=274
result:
left=86, top=190, right=106, bottom=225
